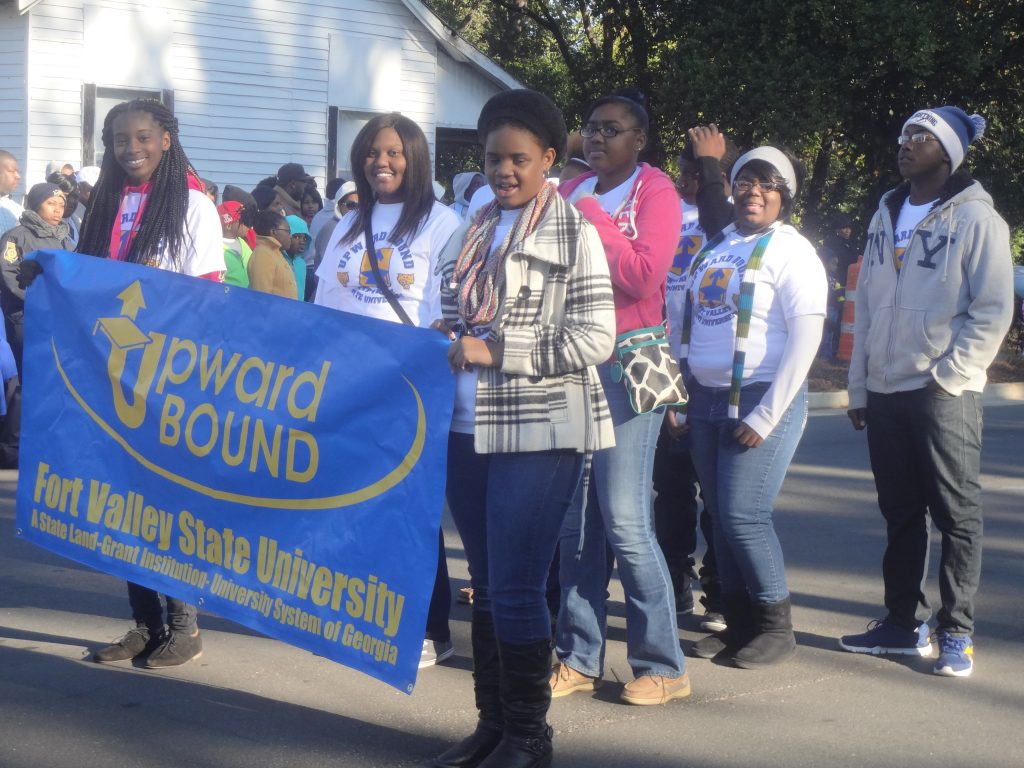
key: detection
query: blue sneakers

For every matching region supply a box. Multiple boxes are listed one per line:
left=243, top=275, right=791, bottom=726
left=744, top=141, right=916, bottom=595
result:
left=838, top=619, right=933, bottom=656
left=933, top=632, right=974, bottom=677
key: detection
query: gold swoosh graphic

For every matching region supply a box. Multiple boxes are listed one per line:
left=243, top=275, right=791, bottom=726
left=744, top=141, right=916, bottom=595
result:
left=51, top=338, right=426, bottom=510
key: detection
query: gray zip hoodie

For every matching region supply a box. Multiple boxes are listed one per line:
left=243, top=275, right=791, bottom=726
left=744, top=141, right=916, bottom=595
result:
left=848, top=174, right=1014, bottom=409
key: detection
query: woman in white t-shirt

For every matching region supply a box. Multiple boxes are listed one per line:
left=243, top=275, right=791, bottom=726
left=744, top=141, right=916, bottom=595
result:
left=680, top=146, right=826, bottom=669
left=313, top=113, right=460, bottom=669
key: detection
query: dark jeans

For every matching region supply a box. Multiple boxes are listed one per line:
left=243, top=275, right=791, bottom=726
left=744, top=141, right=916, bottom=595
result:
left=445, top=432, right=582, bottom=644
left=866, top=388, right=983, bottom=636
left=127, top=582, right=198, bottom=634
left=652, top=422, right=720, bottom=610
left=425, top=527, right=452, bottom=642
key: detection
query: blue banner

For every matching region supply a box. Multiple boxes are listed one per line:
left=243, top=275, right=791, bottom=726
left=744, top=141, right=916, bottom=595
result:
left=15, top=250, right=454, bottom=692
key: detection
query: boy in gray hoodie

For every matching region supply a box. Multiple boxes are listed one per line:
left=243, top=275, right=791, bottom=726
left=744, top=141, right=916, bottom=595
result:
left=839, top=106, right=1014, bottom=678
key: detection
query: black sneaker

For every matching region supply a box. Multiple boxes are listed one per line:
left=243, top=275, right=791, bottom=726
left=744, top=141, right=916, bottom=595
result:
left=94, top=626, right=161, bottom=663
left=700, top=611, right=727, bottom=633
left=675, top=587, right=695, bottom=616
left=145, top=630, right=203, bottom=668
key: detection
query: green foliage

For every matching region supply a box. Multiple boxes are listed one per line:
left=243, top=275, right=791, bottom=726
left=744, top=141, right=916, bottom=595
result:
left=424, top=0, right=1024, bottom=244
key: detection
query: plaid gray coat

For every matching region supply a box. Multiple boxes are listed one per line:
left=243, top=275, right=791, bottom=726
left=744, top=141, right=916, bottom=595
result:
left=438, top=192, right=616, bottom=455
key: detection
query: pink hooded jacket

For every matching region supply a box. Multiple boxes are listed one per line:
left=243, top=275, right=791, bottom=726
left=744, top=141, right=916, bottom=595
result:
left=560, top=163, right=682, bottom=336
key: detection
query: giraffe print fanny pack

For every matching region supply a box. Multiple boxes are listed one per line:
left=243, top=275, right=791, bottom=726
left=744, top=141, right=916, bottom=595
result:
left=611, top=324, right=689, bottom=414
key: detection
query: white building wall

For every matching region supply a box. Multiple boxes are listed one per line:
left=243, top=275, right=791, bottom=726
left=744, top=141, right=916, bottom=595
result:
left=0, top=5, right=28, bottom=199
left=15, top=0, right=506, bottom=193
left=436, top=49, right=501, bottom=131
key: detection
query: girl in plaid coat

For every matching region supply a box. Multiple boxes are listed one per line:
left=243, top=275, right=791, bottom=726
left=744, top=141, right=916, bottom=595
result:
left=429, top=89, right=614, bottom=768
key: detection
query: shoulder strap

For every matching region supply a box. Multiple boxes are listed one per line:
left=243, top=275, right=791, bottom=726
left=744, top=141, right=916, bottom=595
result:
left=363, top=211, right=414, bottom=326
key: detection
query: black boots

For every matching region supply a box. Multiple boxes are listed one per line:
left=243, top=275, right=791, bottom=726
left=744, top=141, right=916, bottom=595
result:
left=430, top=612, right=504, bottom=768
left=691, top=593, right=755, bottom=659
left=733, top=597, right=796, bottom=668
left=477, top=639, right=554, bottom=768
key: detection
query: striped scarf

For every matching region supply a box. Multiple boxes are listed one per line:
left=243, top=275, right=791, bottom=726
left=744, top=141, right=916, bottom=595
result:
left=453, top=181, right=556, bottom=327
left=679, top=222, right=778, bottom=418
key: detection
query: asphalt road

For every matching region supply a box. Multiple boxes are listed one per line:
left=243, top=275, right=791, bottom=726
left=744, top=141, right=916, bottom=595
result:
left=2, top=403, right=1022, bottom=768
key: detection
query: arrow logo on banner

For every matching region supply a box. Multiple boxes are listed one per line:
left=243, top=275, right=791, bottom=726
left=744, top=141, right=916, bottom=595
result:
left=117, top=281, right=146, bottom=320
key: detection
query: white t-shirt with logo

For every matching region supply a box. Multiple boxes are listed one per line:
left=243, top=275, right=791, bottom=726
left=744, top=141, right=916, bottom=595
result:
left=111, top=188, right=224, bottom=277
left=666, top=200, right=704, bottom=360
left=893, top=199, right=936, bottom=272
left=687, top=224, right=826, bottom=388
left=314, top=200, right=460, bottom=327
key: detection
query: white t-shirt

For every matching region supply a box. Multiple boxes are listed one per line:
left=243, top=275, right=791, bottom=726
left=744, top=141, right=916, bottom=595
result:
left=687, top=224, right=826, bottom=387
left=314, top=200, right=460, bottom=327
left=111, top=188, right=224, bottom=277
left=893, top=199, right=936, bottom=272
left=667, top=200, right=704, bottom=360
left=450, top=207, right=518, bottom=434
left=568, top=166, right=641, bottom=215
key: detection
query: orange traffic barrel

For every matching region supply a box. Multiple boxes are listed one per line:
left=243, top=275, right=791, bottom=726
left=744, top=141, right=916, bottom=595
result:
left=836, top=256, right=862, bottom=362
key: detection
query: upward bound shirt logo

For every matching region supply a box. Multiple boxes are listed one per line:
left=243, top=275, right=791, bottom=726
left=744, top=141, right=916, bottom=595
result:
left=893, top=198, right=937, bottom=272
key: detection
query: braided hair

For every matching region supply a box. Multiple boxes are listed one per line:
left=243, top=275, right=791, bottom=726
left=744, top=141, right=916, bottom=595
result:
left=77, top=99, right=196, bottom=270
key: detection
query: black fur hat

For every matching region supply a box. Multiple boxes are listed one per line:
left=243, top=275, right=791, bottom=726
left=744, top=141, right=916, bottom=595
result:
left=477, top=89, right=568, bottom=163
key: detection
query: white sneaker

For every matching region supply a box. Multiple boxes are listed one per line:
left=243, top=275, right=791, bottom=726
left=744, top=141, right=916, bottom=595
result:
left=419, top=638, right=454, bottom=668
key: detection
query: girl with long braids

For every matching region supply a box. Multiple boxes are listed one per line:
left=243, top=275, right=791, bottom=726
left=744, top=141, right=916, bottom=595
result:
left=76, top=99, right=223, bottom=279
left=78, top=98, right=224, bottom=668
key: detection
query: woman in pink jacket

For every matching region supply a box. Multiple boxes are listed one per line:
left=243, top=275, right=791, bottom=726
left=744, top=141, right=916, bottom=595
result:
left=551, top=90, right=690, bottom=706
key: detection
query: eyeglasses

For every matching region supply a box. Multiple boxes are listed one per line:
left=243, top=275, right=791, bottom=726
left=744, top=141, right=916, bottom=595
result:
left=343, top=200, right=359, bottom=210
left=732, top=179, right=786, bottom=194
left=897, top=133, right=938, bottom=146
left=580, top=124, right=643, bottom=139
left=273, top=226, right=291, bottom=235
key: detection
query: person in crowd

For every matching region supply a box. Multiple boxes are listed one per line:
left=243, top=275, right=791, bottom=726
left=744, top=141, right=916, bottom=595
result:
left=653, top=126, right=740, bottom=635
left=428, top=87, right=615, bottom=768
left=284, top=214, right=310, bottom=300
left=71, top=98, right=223, bottom=669
left=308, top=178, right=343, bottom=244
left=553, top=90, right=689, bottom=706
left=252, top=184, right=282, bottom=216
left=45, top=172, right=81, bottom=248
left=819, top=253, right=846, bottom=360
left=840, top=107, right=1014, bottom=678
left=74, top=165, right=100, bottom=220
left=218, top=201, right=252, bottom=288
left=273, top=163, right=313, bottom=217
left=314, top=113, right=460, bottom=669
left=248, top=209, right=298, bottom=299
left=300, top=185, right=323, bottom=227
left=0, top=315, right=17, bottom=469
left=819, top=213, right=859, bottom=281
left=313, top=181, right=357, bottom=273
left=0, top=150, right=23, bottom=236
left=45, top=161, right=75, bottom=179
left=0, top=183, right=71, bottom=372
left=451, top=171, right=486, bottom=220
left=202, top=178, right=218, bottom=204
left=558, top=157, right=590, bottom=184
left=681, top=146, right=826, bottom=668
left=222, top=184, right=259, bottom=249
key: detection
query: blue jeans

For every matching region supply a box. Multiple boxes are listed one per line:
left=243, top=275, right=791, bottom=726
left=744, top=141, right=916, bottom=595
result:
left=687, top=380, right=807, bottom=604
left=866, top=388, right=983, bottom=635
left=555, top=363, right=685, bottom=679
left=446, top=432, right=583, bottom=644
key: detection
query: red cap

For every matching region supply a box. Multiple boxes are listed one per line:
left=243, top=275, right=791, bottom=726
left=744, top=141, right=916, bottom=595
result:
left=217, top=201, right=243, bottom=225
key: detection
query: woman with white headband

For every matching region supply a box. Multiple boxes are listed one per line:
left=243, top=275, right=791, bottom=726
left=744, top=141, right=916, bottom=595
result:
left=679, top=146, right=826, bottom=668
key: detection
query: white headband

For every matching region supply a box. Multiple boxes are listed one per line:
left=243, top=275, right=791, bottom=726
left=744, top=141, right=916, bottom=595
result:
left=730, top=147, right=797, bottom=196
